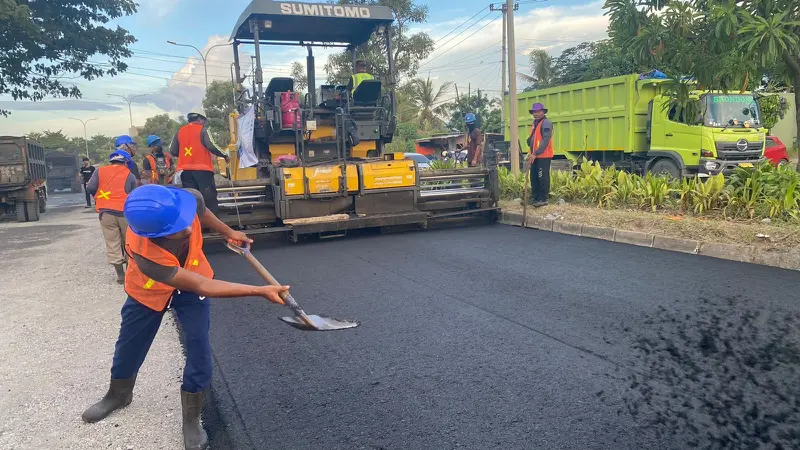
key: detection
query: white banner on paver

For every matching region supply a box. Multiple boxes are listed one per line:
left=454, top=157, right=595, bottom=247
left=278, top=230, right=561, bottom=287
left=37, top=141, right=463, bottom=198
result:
left=237, top=106, right=258, bottom=168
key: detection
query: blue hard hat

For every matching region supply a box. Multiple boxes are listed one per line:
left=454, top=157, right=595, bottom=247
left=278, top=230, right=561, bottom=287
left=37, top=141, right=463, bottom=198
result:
left=124, top=185, right=198, bottom=238
left=464, top=112, right=476, bottom=123
left=146, top=135, right=162, bottom=147
left=109, top=149, right=132, bottom=162
left=115, top=135, right=135, bottom=147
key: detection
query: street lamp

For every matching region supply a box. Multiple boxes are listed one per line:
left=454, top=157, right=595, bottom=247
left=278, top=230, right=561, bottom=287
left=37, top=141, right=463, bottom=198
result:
left=167, top=40, right=232, bottom=89
left=68, top=117, right=98, bottom=160
left=107, top=93, right=151, bottom=131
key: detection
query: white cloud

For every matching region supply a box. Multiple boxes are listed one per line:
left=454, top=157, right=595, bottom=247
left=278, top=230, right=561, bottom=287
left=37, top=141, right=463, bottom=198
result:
left=137, top=0, right=184, bottom=18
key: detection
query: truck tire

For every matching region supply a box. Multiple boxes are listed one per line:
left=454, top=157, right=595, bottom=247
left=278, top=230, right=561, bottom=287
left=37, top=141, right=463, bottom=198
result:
left=39, top=194, right=47, bottom=214
left=650, top=159, right=681, bottom=180
left=15, top=194, right=41, bottom=222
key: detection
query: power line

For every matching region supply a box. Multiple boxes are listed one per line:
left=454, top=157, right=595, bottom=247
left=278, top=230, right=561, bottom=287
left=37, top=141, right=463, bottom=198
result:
left=420, top=10, right=496, bottom=69
left=432, top=7, right=489, bottom=44
left=421, top=15, right=501, bottom=69
left=422, top=40, right=502, bottom=71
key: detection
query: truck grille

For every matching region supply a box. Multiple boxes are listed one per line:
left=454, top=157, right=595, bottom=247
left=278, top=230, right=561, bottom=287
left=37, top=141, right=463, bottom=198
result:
left=716, top=141, right=763, bottom=161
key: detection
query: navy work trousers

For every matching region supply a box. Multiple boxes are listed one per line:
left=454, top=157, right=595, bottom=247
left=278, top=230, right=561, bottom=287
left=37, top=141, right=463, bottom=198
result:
left=110, top=291, right=212, bottom=393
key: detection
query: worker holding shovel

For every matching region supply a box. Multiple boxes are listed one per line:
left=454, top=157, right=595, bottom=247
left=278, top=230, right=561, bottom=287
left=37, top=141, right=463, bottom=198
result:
left=81, top=184, right=288, bottom=450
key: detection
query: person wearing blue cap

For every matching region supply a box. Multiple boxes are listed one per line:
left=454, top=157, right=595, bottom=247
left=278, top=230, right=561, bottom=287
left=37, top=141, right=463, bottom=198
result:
left=86, top=150, right=138, bottom=283
left=464, top=112, right=483, bottom=167
left=81, top=184, right=289, bottom=450
left=114, top=135, right=141, bottom=183
left=142, top=135, right=175, bottom=185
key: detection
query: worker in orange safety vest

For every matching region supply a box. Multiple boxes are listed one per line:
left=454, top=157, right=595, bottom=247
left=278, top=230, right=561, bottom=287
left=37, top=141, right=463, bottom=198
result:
left=80, top=184, right=288, bottom=450
left=86, top=150, right=138, bottom=283
left=169, top=109, right=229, bottom=212
left=142, top=135, right=175, bottom=185
left=526, top=102, right=554, bottom=207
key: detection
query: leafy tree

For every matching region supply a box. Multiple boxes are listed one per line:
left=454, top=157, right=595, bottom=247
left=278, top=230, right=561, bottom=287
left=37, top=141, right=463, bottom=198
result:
left=385, top=121, right=420, bottom=153
left=604, top=0, right=800, bottom=154
left=442, top=92, right=502, bottom=133
left=408, top=76, right=452, bottom=130
left=519, top=49, right=555, bottom=89
left=551, top=40, right=638, bottom=85
left=0, top=0, right=138, bottom=116
left=290, top=61, right=308, bottom=92
left=202, top=80, right=236, bottom=146
left=324, top=0, right=435, bottom=86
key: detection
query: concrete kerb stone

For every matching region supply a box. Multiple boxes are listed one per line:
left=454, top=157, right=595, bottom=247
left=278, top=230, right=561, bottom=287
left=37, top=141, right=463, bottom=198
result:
left=614, top=230, right=655, bottom=247
left=752, top=248, right=800, bottom=271
left=699, top=242, right=756, bottom=263
left=553, top=221, right=582, bottom=236
left=653, top=235, right=700, bottom=254
left=498, top=210, right=800, bottom=271
left=580, top=225, right=616, bottom=241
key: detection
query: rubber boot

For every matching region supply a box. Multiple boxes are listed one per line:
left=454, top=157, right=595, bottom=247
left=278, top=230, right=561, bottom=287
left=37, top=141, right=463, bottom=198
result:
left=81, top=375, right=136, bottom=423
left=181, top=390, right=208, bottom=450
left=114, top=264, right=125, bottom=284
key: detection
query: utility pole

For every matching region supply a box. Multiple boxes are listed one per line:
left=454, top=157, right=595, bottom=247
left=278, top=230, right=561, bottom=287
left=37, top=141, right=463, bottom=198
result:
left=167, top=41, right=232, bottom=90
left=506, top=0, right=520, bottom=175
left=68, top=117, right=98, bottom=160
left=107, top=93, right=150, bottom=134
left=491, top=2, right=518, bottom=171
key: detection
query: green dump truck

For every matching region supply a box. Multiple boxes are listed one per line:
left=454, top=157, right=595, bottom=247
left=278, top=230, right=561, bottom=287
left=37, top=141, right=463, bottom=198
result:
left=507, top=74, right=767, bottom=177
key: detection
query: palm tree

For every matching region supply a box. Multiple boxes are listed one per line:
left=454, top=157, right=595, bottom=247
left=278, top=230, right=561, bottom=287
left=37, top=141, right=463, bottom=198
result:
left=519, top=49, right=555, bottom=88
left=410, top=76, right=453, bottom=131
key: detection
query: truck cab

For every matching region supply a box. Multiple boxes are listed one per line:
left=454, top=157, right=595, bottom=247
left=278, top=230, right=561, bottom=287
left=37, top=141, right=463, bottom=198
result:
left=648, top=90, right=766, bottom=178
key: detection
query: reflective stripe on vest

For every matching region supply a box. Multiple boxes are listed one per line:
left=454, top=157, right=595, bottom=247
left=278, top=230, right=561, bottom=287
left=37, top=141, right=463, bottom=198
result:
left=145, top=153, right=173, bottom=184
left=351, top=73, right=374, bottom=94
left=94, top=164, right=130, bottom=212
left=531, top=120, right=554, bottom=159
left=176, top=123, right=214, bottom=172
left=123, top=216, right=214, bottom=311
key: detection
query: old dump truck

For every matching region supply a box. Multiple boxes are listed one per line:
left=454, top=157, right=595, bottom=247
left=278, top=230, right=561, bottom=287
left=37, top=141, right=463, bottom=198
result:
left=0, top=136, right=47, bottom=222
left=45, top=151, right=82, bottom=193
left=211, top=0, right=499, bottom=241
left=508, top=74, right=767, bottom=177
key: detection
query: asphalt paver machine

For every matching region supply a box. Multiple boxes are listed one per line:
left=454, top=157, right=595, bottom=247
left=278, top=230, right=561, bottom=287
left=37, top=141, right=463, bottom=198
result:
left=218, top=0, right=500, bottom=241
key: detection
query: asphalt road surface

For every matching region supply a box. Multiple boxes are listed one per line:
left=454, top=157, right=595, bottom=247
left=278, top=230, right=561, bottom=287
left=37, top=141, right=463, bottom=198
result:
left=204, top=224, right=800, bottom=450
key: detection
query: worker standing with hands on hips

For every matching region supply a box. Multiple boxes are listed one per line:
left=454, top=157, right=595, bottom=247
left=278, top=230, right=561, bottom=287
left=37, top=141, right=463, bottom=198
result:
left=114, top=135, right=141, bottom=184
left=86, top=150, right=138, bottom=283
left=80, top=157, right=96, bottom=208
left=526, top=103, right=554, bottom=207
left=465, top=112, right=483, bottom=167
left=81, top=184, right=289, bottom=450
left=170, top=110, right=229, bottom=213
left=142, top=135, right=175, bottom=185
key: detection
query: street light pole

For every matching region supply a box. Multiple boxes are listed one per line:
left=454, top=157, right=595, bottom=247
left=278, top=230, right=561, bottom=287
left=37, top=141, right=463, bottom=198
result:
left=167, top=41, right=232, bottom=90
left=107, top=93, right=150, bottom=132
left=68, top=117, right=98, bottom=160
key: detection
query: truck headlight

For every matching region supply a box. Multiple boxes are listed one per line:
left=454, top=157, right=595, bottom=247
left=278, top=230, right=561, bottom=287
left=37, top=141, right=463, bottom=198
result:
left=704, top=161, right=719, bottom=171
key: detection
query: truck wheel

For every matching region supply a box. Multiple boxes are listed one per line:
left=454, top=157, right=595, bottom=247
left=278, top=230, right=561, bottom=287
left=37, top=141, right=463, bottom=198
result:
left=650, top=159, right=681, bottom=180
left=15, top=195, right=40, bottom=222
left=39, top=194, right=47, bottom=214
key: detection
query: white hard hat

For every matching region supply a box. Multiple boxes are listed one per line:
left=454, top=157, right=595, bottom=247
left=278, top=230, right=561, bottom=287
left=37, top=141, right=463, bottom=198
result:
left=188, top=108, right=206, bottom=119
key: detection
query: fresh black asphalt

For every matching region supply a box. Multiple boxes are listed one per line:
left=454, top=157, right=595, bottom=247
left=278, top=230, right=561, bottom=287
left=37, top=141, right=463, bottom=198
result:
left=204, top=224, right=800, bottom=449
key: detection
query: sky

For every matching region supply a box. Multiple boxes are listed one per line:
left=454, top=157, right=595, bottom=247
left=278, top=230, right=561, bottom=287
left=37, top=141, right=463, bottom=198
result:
left=1, top=0, right=609, bottom=137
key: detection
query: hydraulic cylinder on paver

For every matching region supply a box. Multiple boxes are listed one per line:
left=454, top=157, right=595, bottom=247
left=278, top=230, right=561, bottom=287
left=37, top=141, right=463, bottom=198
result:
left=506, top=74, right=767, bottom=178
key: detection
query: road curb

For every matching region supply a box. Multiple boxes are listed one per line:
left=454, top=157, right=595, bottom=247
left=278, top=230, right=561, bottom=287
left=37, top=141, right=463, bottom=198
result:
left=499, top=211, right=800, bottom=271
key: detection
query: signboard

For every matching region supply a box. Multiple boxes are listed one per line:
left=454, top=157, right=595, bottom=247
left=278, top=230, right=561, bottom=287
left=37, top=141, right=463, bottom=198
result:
left=278, top=2, right=372, bottom=18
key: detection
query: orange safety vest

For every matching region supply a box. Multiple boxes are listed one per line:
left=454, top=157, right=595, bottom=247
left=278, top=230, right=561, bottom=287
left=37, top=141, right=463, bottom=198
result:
left=145, top=153, right=173, bottom=184
left=94, top=164, right=131, bottom=212
left=124, top=215, right=214, bottom=311
left=530, top=120, right=554, bottom=159
left=176, top=123, right=214, bottom=172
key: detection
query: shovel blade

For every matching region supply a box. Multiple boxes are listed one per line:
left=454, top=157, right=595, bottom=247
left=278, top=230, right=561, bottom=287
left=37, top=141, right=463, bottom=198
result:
left=279, top=314, right=360, bottom=331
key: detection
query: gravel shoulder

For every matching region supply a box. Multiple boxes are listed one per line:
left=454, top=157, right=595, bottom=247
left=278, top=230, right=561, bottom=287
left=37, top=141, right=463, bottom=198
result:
left=0, top=198, right=184, bottom=450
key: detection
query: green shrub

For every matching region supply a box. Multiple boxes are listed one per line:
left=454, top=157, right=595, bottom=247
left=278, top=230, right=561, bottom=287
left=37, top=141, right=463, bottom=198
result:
left=497, top=160, right=800, bottom=222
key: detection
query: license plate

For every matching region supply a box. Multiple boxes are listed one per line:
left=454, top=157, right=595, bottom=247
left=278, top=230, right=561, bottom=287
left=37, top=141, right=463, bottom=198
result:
left=739, top=163, right=753, bottom=168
